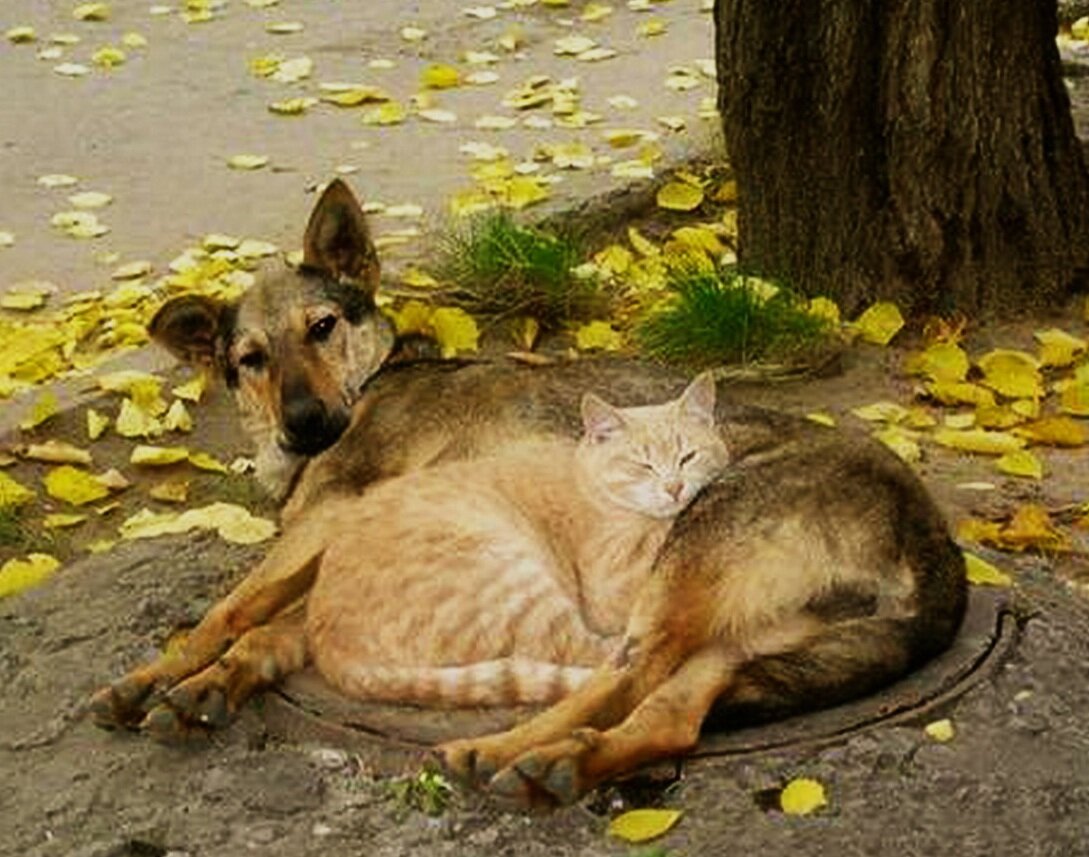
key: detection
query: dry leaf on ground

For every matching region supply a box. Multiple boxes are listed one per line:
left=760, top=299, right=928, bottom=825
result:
left=607, top=809, right=683, bottom=843
left=780, top=778, right=827, bottom=815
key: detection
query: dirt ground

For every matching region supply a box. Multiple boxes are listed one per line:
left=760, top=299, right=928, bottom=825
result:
left=4, top=3, right=1089, bottom=856
left=3, top=340, right=1089, bottom=857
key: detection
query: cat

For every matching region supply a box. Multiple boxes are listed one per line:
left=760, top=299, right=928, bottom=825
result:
left=304, top=371, right=730, bottom=707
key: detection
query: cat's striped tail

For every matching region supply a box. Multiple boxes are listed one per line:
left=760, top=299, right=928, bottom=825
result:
left=326, top=658, right=596, bottom=707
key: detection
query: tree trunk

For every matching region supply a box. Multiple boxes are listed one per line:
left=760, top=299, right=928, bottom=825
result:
left=715, top=0, right=1089, bottom=317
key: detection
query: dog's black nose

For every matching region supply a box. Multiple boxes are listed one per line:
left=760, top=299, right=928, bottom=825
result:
left=282, top=398, right=348, bottom=456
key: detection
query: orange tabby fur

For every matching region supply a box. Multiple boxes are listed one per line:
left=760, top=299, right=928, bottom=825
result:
left=304, top=374, right=728, bottom=706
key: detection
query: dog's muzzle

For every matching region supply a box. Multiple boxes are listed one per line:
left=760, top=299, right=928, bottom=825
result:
left=281, top=399, right=350, bottom=456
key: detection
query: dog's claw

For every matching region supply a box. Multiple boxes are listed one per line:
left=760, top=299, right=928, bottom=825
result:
left=489, top=753, right=581, bottom=806
left=487, top=765, right=536, bottom=805
left=87, top=679, right=154, bottom=730
left=141, top=703, right=209, bottom=745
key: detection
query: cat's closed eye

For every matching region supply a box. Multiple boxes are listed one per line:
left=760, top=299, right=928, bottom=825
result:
left=679, top=450, right=697, bottom=466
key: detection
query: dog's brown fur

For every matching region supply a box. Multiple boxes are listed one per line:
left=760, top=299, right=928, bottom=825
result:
left=89, top=180, right=967, bottom=806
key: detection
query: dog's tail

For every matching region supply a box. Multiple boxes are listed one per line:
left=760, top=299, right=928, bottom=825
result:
left=712, top=536, right=967, bottom=728
left=326, top=658, right=595, bottom=707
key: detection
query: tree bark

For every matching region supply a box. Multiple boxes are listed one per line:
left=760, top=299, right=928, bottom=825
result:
left=715, top=0, right=1089, bottom=317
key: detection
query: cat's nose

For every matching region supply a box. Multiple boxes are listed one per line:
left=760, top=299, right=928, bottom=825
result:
left=665, top=481, right=684, bottom=501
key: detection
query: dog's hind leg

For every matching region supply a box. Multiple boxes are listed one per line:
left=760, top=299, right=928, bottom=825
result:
left=438, top=618, right=698, bottom=791
left=89, top=521, right=328, bottom=729
left=140, top=603, right=309, bottom=741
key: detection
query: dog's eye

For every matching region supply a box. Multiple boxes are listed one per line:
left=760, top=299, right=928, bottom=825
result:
left=238, top=350, right=266, bottom=371
left=308, top=315, right=337, bottom=343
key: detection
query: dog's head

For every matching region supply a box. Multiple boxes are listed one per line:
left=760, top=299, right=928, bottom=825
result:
left=149, top=179, right=395, bottom=497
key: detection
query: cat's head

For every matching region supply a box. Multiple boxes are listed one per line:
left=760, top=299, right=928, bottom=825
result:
left=576, top=372, right=729, bottom=519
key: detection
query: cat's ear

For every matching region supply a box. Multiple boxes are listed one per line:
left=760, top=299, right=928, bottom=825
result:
left=581, top=393, right=626, bottom=443
left=678, top=371, right=717, bottom=424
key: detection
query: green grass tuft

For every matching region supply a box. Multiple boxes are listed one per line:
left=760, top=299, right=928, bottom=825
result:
left=0, top=507, right=59, bottom=557
left=635, top=266, right=832, bottom=368
left=388, top=770, right=454, bottom=817
left=437, top=213, right=606, bottom=328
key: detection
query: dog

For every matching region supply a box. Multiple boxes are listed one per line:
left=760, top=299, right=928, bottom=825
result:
left=89, top=179, right=967, bottom=806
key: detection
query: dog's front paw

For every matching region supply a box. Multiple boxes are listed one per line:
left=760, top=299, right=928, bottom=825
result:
left=488, top=729, right=602, bottom=807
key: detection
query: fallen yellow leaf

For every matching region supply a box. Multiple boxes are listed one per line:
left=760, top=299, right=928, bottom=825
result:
left=20, top=391, right=59, bottom=430
left=593, top=244, right=633, bottom=277
left=671, top=226, right=724, bottom=258
left=1060, top=380, right=1089, bottom=417
left=421, top=63, right=460, bottom=89
left=361, top=101, right=407, bottom=126
left=851, top=401, right=910, bottom=423
left=0, top=472, right=35, bottom=509
left=995, top=449, right=1043, bottom=479
left=638, top=17, right=668, bottom=37
left=977, top=349, right=1043, bottom=399
left=130, top=445, right=189, bottom=466
left=0, top=553, right=61, bottom=599
left=1034, top=328, right=1086, bottom=368
left=805, top=412, right=836, bottom=427
left=963, top=552, right=1013, bottom=587
left=943, top=413, right=976, bottom=430
left=607, top=808, right=683, bottom=843
left=18, top=440, right=93, bottom=466
left=873, top=426, right=922, bottom=463
left=1001, top=504, right=1068, bottom=552
left=924, top=718, right=956, bottom=742
left=163, top=400, right=193, bottom=433
left=974, top=404, right=1025, bottom=430
left=5, top=26, right=36, bottom=43
left=73, top=3, right=110, bottom=21
left=187, top=451, right=229, bottom=473
left=149, top=480, right=189, bottom=504
left=627, top=227, right=659, bottom=257
left=86, top=407, right=110, bottom=440
left=780, top=778, right=827, bottom=815
left=575, top=321, right=623, bottom=352
left=554, top=34, right=598, bottom=55
left=926, top=381, right=996, bottom=408
left=227, top=154, right=269, bottom=171
left=430, top=307, right=480, bottom=358
left=807, top=297, right=840, bottom=327
left=852, top=302, right=904, bottom=346
left=1013, top=416, right=1088, bottom=447
left=43, top=512, right=87, bottom=529
left=905, top=341, right=970, bottom=383
left=932, top=428, right=1025, bottom=456
left=119, top=502, right=277, bottom=545
left=43, top=465, right=111, bottom=506
left=268, top=97, right=317, bottom=116
left=266, top=21, right=304, bottom=34
left=512, top=316, right=540, bottom=351
left=401, top=267, right=439, bottom=288
left=656, top=181, right=704, bottom=212
left=171, top=375, right=206, bottom=403
left=115, top=397, right=164, bottom=438
left=321, top=86, right=390, bottom=107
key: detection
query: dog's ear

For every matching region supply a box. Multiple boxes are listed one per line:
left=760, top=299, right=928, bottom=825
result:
left=148, top=294, right=231, bottom=368
left=302, top=178, right=380, bottom=295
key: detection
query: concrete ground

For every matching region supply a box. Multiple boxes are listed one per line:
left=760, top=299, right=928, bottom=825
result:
left=0, top=0, right=715, bottom=299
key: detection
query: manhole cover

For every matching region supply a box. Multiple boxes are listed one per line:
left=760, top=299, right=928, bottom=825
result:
left=262, top=588, right=1017, bottom=774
